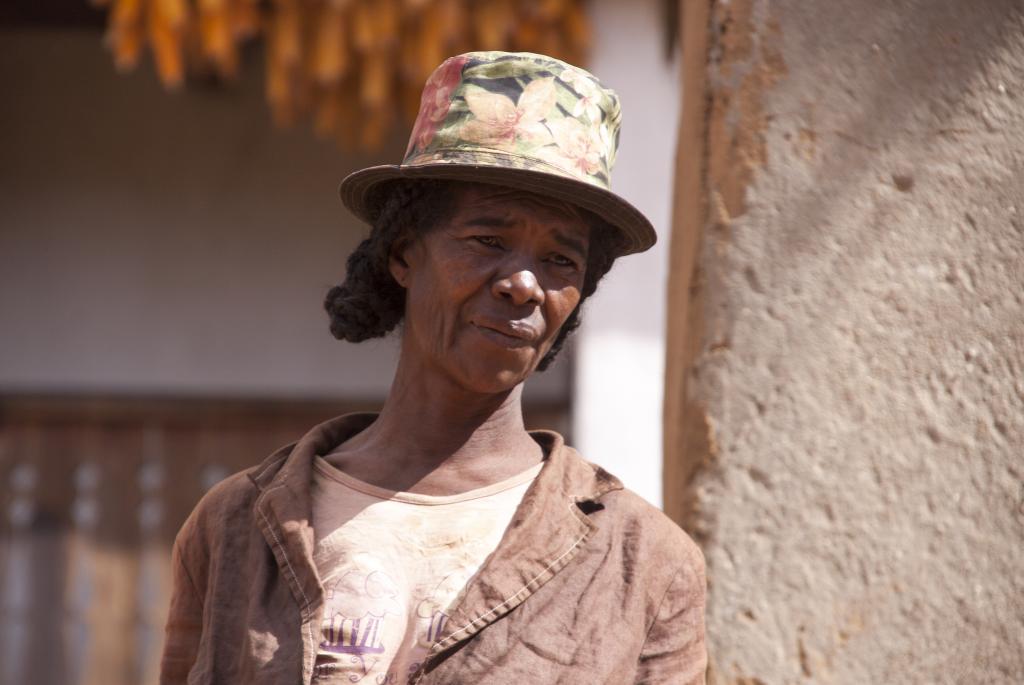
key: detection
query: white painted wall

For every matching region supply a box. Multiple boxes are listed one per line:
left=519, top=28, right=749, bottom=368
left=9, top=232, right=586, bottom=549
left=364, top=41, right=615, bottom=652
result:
left=0, top=19, right=672, bottom=455
left=0, top=30, right=568, bottom=403
left=574, top=0, right=680, bottom=507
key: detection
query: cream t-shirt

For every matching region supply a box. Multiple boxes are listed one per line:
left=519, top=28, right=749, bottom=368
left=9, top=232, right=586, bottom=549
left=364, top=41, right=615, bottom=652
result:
left=310, top=456, right=541, bottom=684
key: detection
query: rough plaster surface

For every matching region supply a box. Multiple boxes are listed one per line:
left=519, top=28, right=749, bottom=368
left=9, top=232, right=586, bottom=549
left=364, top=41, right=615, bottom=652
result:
left=686, top=1, right=1024, bottom=682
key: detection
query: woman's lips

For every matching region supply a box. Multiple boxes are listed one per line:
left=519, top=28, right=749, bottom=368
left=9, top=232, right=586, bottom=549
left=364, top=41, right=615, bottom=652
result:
left=472, top=318, right=541, bottom=349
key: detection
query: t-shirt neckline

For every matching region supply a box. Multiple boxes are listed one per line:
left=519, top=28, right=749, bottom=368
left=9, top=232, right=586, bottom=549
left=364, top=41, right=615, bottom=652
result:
left=312, top=456, right=543, bottom=505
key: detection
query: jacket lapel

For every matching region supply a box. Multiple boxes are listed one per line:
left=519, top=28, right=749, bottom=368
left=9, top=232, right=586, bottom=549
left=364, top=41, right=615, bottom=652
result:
left=426, top=431, right=623, bottom=658
left=250, top=413, right=379, bottom=621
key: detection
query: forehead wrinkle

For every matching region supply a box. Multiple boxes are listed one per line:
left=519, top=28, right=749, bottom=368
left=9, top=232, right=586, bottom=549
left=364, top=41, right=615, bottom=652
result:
left=460, top=187, right=588, bottom=236
left=459, top=213, right=515, bottom=228
left=461, top=185, right=585, bottom=223
left=457, top=207, right=589, bottom=258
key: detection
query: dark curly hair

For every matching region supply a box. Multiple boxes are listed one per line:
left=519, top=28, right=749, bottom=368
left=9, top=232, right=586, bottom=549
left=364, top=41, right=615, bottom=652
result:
left=324, top=179, right=623, bottom=371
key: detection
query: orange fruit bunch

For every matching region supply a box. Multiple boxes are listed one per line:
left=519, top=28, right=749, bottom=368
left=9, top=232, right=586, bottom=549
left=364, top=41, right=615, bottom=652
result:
left=95, top=0, right=590, bottom=150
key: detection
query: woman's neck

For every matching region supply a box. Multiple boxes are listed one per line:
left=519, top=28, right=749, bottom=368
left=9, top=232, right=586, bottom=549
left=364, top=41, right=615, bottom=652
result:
left=323, top=354, right=544, bottom=494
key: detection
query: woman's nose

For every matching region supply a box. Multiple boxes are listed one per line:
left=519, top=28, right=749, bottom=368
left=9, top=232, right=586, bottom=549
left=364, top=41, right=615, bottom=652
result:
left=492, top=269, right=545, bottom=307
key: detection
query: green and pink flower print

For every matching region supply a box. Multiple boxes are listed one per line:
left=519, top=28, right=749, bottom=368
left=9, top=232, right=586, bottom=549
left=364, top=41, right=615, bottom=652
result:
left=462, top=77, right=558, bottom=150
left=406, top=54, right=471, bottom=156
left=402, top=51, right=622, bottom=191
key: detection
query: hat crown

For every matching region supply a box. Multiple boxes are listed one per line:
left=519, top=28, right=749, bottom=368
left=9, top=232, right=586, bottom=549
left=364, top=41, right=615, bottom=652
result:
left=404, top=51, right=622, bottom=191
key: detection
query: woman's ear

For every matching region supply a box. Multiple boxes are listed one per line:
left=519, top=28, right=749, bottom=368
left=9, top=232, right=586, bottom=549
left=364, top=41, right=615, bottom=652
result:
left=388, top=236, right=413, bottom=288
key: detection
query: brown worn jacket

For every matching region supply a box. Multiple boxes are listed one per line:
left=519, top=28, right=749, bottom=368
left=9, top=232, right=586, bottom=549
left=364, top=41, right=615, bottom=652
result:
left=160, top=413, right=707, bottom=684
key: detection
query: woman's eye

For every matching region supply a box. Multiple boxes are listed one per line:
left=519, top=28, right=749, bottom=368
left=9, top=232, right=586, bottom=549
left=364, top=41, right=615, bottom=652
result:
left=473, top=235, right=501, bottom=248
left=549, top=254, right=578, bottom=268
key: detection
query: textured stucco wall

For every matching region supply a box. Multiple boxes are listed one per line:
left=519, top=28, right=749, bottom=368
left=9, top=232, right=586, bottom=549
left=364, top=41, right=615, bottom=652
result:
left=669, top=1, right=1024, bottom=683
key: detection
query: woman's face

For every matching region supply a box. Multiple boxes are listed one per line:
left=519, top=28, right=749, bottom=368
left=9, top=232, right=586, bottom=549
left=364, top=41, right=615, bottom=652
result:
left=390, top=185, right=590, bottom=395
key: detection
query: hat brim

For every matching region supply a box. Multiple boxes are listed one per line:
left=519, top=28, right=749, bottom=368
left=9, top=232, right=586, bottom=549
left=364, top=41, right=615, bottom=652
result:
left=339, top=161, right=656, bottom=257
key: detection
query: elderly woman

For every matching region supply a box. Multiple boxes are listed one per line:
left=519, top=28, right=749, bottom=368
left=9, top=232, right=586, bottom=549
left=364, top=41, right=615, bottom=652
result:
left=161, top=51, right=706, bottom=685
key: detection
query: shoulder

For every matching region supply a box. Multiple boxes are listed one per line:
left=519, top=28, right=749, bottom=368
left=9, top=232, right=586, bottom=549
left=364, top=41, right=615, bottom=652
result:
left=601, top=484, right=705, bottom=577
left=566, top=453, right=706, bottom=633
left=558, top=446, right=704, bottom=577
left=173, top=442, right=295, bottom=552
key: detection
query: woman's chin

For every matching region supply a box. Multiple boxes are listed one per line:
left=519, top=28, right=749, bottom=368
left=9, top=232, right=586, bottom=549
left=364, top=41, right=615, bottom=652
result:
left=451, top=360, right=536, bottom=396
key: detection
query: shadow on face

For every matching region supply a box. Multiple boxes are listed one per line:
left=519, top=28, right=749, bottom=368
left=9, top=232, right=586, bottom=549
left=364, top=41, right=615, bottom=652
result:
left=389, top=183, right=592, bottom=395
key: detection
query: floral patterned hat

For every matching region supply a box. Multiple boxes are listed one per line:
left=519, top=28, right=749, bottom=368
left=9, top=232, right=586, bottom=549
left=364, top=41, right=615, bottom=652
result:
left=339, top=51, right=656, bottom=256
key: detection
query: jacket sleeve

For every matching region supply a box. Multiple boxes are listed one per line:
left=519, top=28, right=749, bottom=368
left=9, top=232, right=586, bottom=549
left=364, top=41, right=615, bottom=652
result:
left=635, top=550, right=708, bottom=684
left=159, top=538, right=205, bottom=685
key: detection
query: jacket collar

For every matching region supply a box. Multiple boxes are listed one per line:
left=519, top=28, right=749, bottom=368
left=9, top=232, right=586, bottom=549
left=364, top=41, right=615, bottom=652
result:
left=247, top=412, right=624, bottom=635
left=249, top=412, right=378, bottom=620
left=428, top=428, right=623, bottom=662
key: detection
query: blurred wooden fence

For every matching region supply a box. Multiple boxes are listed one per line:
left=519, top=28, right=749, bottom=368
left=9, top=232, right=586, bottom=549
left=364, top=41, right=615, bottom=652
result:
left=0, top=395, right=568, bottom=685
left=0, top=396, right=364, bottom=685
